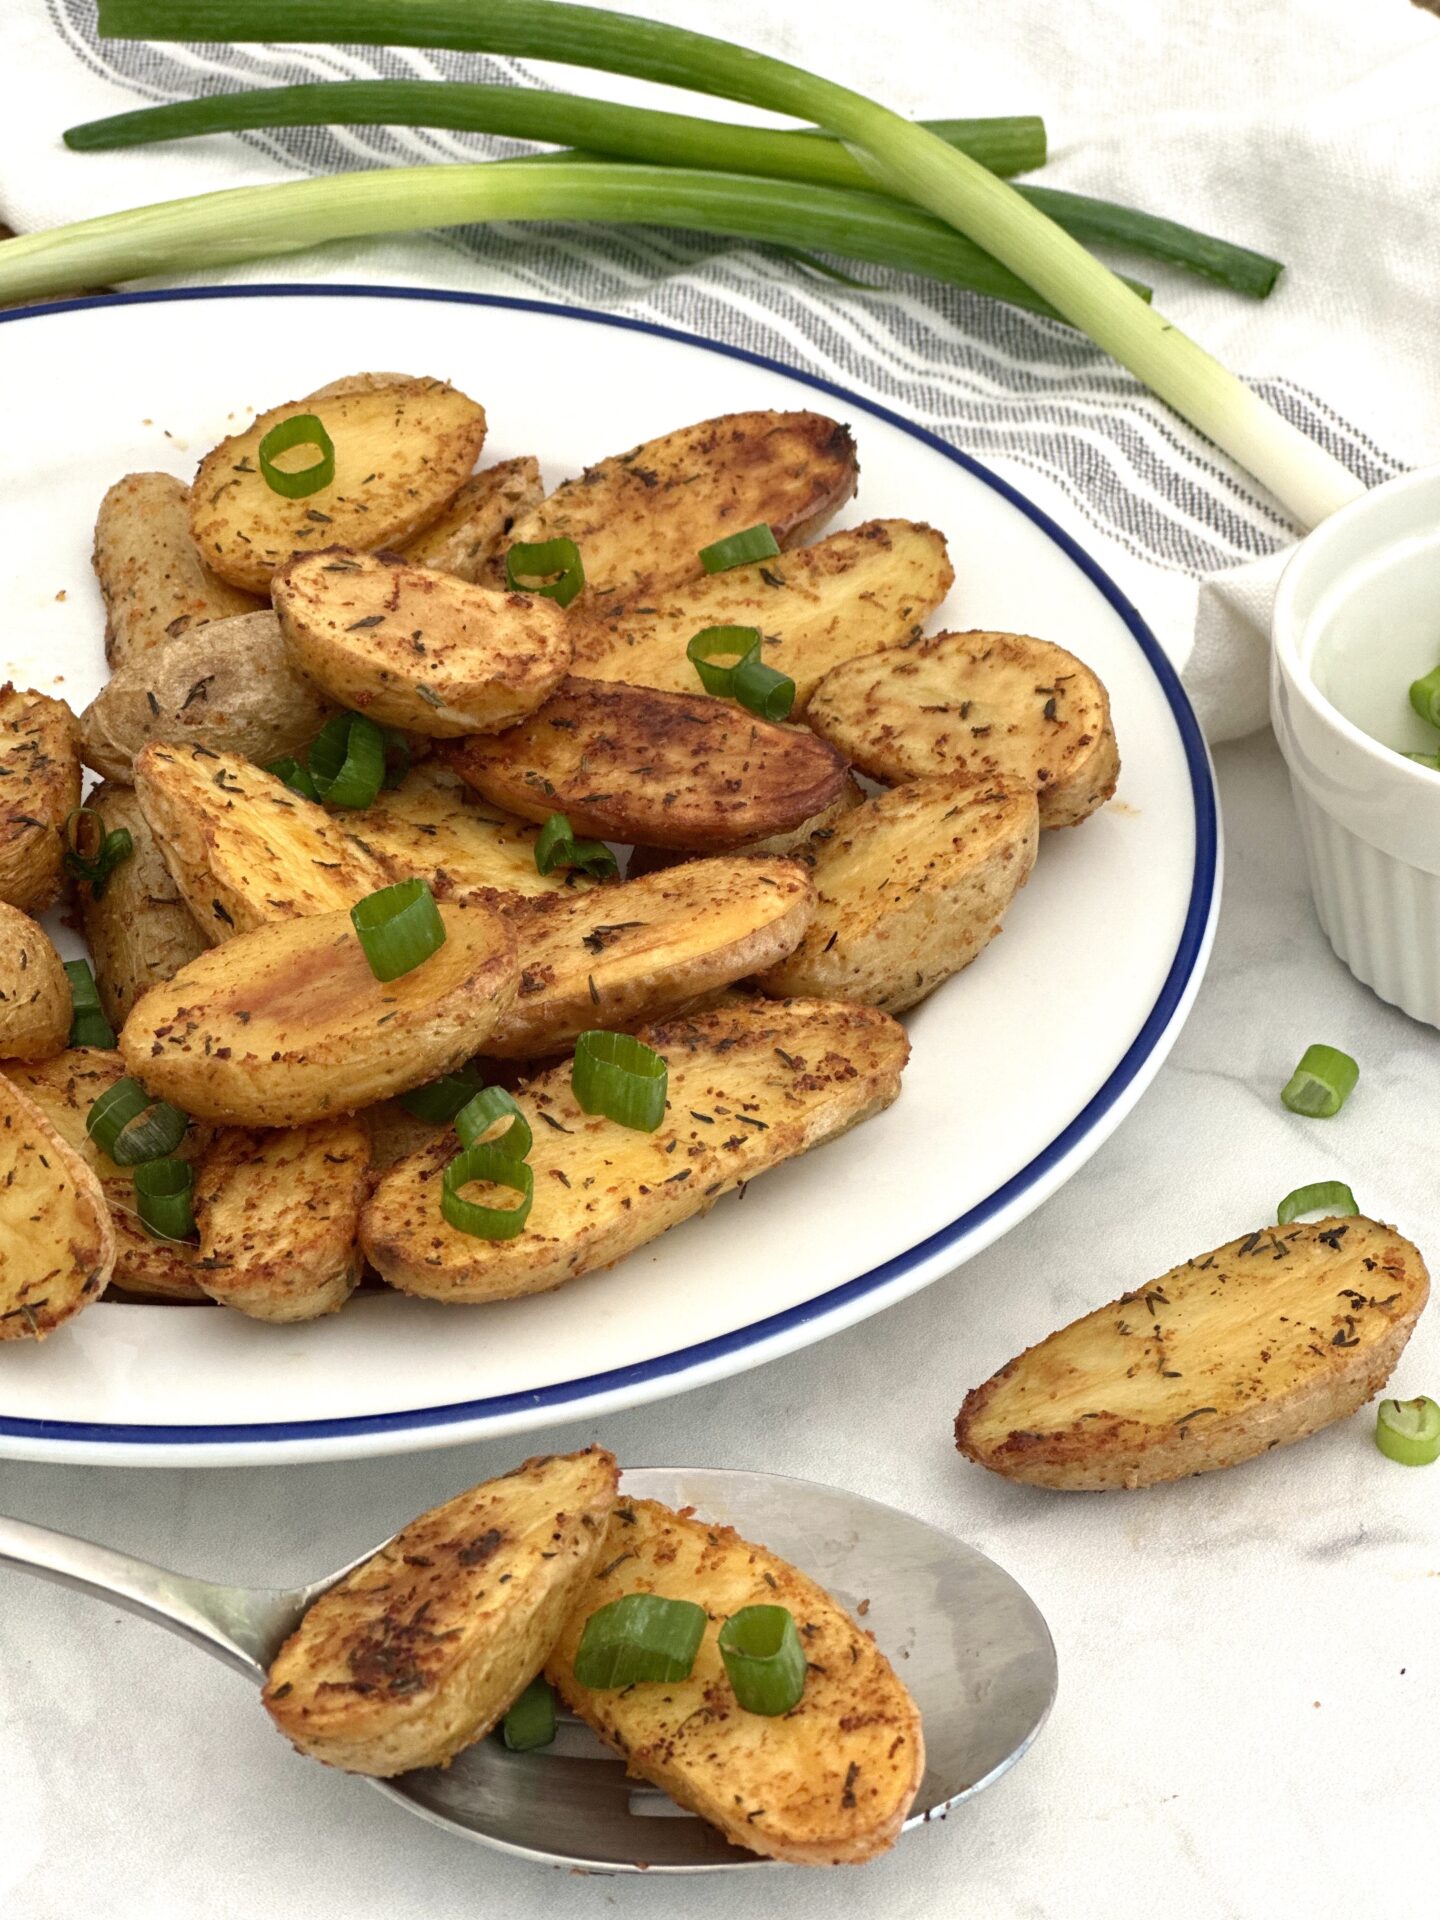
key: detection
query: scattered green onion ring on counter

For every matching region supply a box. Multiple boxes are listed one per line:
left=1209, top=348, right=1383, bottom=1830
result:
left=1409, top=665, right=1440, bottom=731
left=1279, top=1044, right=1358, bottom=1119
left=731, top=655, right=796, bottom=722
left=686, top=624, right=761, bottom=697
left=533, top=812, right=618, bottom=881
left=572, top=1593, right=708, bottom=1688
left=62, top=806, right=133, bottom=898
left=133, top=1157, right=196, bottom=1242
left=501, top=1675, right=558, bottom=1751
left=718, top=1605, right=807, bottom=1715
left=699, top=522, right=780, bottom=573
left=263, top=755, right=320, bottom=801
left=1276, top=1179, right=1359, bottom=1226
left=504, top=536, right=585, bottom=608
left=1374, top=1395, right=1440, bottom=1467
left=400, top=1064, right=485, bottom=1123
left=63, top=958, right=116, bottom=1050
left=257, top=411, right=335, bottom=498
left=85, top=1076, right=188, bottom=1165
left=455, top=1085, right=533, bottom=1162
left=572, top=1031, right=668, bottom=1132
left=308, top=710, right=387, bottom=809
left=441, top=1141, right=534, bottom=1240
left=350, top=877, right=446, bottom=982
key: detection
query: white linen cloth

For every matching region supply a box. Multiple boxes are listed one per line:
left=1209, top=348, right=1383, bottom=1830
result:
left=3, top=0, right=1439, bottom=738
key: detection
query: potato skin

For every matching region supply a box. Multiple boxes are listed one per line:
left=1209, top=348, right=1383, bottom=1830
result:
left=77, top=783, right=208, bottom=1030
left=362, top=998, right=908, bottom=1303
left=78, top=611, right=335, bottom=786
left=955, top=1216, right=1430, bottom=1490
left=548, top=1498, right=924, bottom=1865
left=569, top=519, right=954, bottom=707
left=272, top=548, right=571, bottom=738
left=193, top=1119, right=369, bottom=1322
left=92, top=472, right=263, bottom=668
left=807, top=629, right=1120, bottom=829
left=0, top=904, right=71, bottom=1062
left=495, top=411, right=857, bottom=602
left=264, top=1448, right=618, bottom=1776
left=396, top=456, right=544, bottom=581
left=758, top=775, right=1039, bottom=1014
left=120, top=900, right=519, bottom=1127
left=0, top=683, right=81, bottom=915
left=444, top=676, right=849, bottom=853
left=0, top=1071, right=116, bottom=1338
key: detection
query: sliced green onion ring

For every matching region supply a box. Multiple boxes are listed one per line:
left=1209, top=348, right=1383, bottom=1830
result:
left=572, top=1593, right=707, bottom=1688
left=731, top=655, right=796, bottom=721
left=699, top=522, right=780, bottom=573
left=441, top=1142, right=534, bottom=1240
left=686, top=624, right=761, bottom=697
left=504, top=536, right=585, bottom=608
left=533, top=811, right=619, bottom=881
left=308, top=711, right=387, bottom=809
left=86, top=1076, right=189, bottom=1165
left=718, top=1605, right=807, bottom=1716
left=1410, top=665, right=1440, bottom=730
left=1276, top=1179, right=1359, bottom=1226
left=133, top=1157, right=196, bottom=1242
left=1375, top=1395, right=1440, bottom=1468
left=1280, top=1044, right=1359, bottom=1119
left=263, top=755, right=320, bottom=802
left=351, top=878, right=446, bottom=982
left=501, top=1675, right=558, bottom=1751
left=257, top=411, right=335, bottom=499
left=400, top=1063, right=485, bottom=1123
left=455, top=1085, right=533, bottom=1161
left=63, top=959, right=116, bottom=1050
left=572, top=1031, right=668, bottom=1132
left=63, top=807, right=134, bottom=898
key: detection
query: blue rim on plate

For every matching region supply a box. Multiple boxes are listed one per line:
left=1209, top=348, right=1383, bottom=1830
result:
left=0, top=284, right=1218, bottom=1448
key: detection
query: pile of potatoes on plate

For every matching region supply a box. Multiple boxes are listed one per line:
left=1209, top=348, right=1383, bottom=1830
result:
left=1, top=370, right=1120, bottom=1340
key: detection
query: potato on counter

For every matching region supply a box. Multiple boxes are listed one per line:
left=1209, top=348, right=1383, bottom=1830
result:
left=0, top=903, right=71, bottom=1062
left=0, top=1071, right=116, bottom=1339
left=955, top=1216, right=1429, bottom=1489
left=0, top=682, right=81, bottom=915
left=92, top=472, right=264, bottom=668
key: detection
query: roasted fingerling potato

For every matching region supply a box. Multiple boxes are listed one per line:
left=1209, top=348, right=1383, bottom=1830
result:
left=807, top=629, right=1120, bottom=829
left=362, top=997, right=909, bottom=1303
left=758, top=775, right=1039, bottom=1014
left=0, top=683, right=81, bottom=915
left=355, top=762, right=593, bottom=904
left=494, top=411, right=858, bottom=602
left=76, top=782, right=208, bottom=1029
left=0, top=904, right=71, bottom=1062
left=396, top=455, right=544, bottom=581
left=92, top=472, right=264, bottom=668
left=272, top=547, right=572, bottom=738
left=189, top=375, right=488, bottom=594
left=955, top=1216, right=1430, bottom=1490
left=264, top=1448, right=619, bottom=1776
left=0, top=1071, right=116, bottom=1339
left=79, top=611, right=335, bottom=786
left=547, top=1497, right=924, bottom=1865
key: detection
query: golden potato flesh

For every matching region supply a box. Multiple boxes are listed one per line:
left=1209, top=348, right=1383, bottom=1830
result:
left=396, top=456, right=544, bottom=582
left=0, top=1071, right=116, bottom=1339
left=355, top=763, right=589, bottom=904
left=77, top=783, right=209, bottom=1030
left=0, top=683, right=81, bottom=915
left=92, top=472, right=263, bottom=668
left=0, top=904, right=71, bottom=1063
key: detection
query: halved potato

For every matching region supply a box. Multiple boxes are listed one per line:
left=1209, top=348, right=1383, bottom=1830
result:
left=0, top=1072, right=116, bottom=1339
left=444, top=677, right=849, bottom=852
left=807, top=630, right=1120, bottom=829
left=397, top=456, right=544, bottom=581
left=78, top=611, right=335, bottom=785
left=189, top=376, right=488, bottom=593
left=362, top=998, right=908, bottom=1303
left=5, top=1048, right=212, bottom=1301
left=193, top=1119, right=370, bottom=1322
left=272, top=547, right=571, bottom=737
left=0, top=683, right=81, bottom=915
left=76, top=783, right=209, bottom=1029
left=120, top=900, right=518, bottom=1127
left=548, top=1497, right=924, bottom=1865
left=0, top=904, right=70, bottom=1062
left=363, top=1098, right=447, bottom=1177
left=494, top=411, right=857, bottom=601
left=569, top=520, right=954, bottom=707
left=133, top=744, right=396, bottom=941
left=757, top=776, right=1038, bottom=1014
left=355, top=763, right=592, bottom=904
left=487, top=855, right=812, bottom=1058
left=263, top=1448, right=619, bottom=1776
left=92, top=472, right=264, bottom=668
left=954, top=1216, right=1430, bottom=1490
left=624, top=779, right=864, bottom=878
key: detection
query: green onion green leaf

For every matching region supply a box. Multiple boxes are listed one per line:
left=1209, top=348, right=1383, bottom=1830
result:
left=501, top=1675, right=558, bottom=1751
left=699, top=523, right=780, bottom=573
left=717, top=1605, right=807, bottom=1715
left=133, top=1157, right=196, bottom=1242
left=263, top=755, right=321, bottom=801
left=1374, top=1395, right=1440, bottom=1468
left=63, top=959, right=116, bottom=1050
left=455, top=1085, right=533, bottom=1162
left=533, top=812, right=619, bottom=882
left=571, top=1030, right=668, bottom=1132
left=63, top=807, right=134, bottom=899
left=257, top=411, right=335, bottom=499
left=399, top=1063, right=485, bottom=1123
left=308, top=711, right=387, bottom=809
left=441, top=1141, right=534, bottom=1239
left=686, top=625, right=761, bottom=697
left=573, top=1592, right=707, bottom=1688
left=504, top=536, right=585, bottom=608
left=1276, top=1179, right=1359, bottom=1226
left=86, top=1076, right=189, bottom=1165
left=731, top=656, right=796, bottom=721
left=1280, top=1044, right=1359, bottom=1119
left=350, top=877, right=446, bottom=982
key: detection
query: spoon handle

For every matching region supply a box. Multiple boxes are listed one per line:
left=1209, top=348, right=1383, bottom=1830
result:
left=0, top=1512, right=284, bottom=1683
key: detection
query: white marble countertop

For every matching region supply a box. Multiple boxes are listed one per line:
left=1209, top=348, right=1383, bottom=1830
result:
left=1, top=726, right=1434, bottom=1917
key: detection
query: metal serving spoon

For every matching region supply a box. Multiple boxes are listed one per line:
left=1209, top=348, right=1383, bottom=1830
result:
left=0, top=1466, right=1056, bottom=1873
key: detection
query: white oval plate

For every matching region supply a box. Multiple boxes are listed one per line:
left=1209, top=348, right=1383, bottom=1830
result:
left=0, top=286, right=1218, bottom=1466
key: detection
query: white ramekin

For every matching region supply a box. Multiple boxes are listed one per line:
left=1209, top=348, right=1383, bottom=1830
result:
left=1271, top=464, right=1440, bottom=1028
